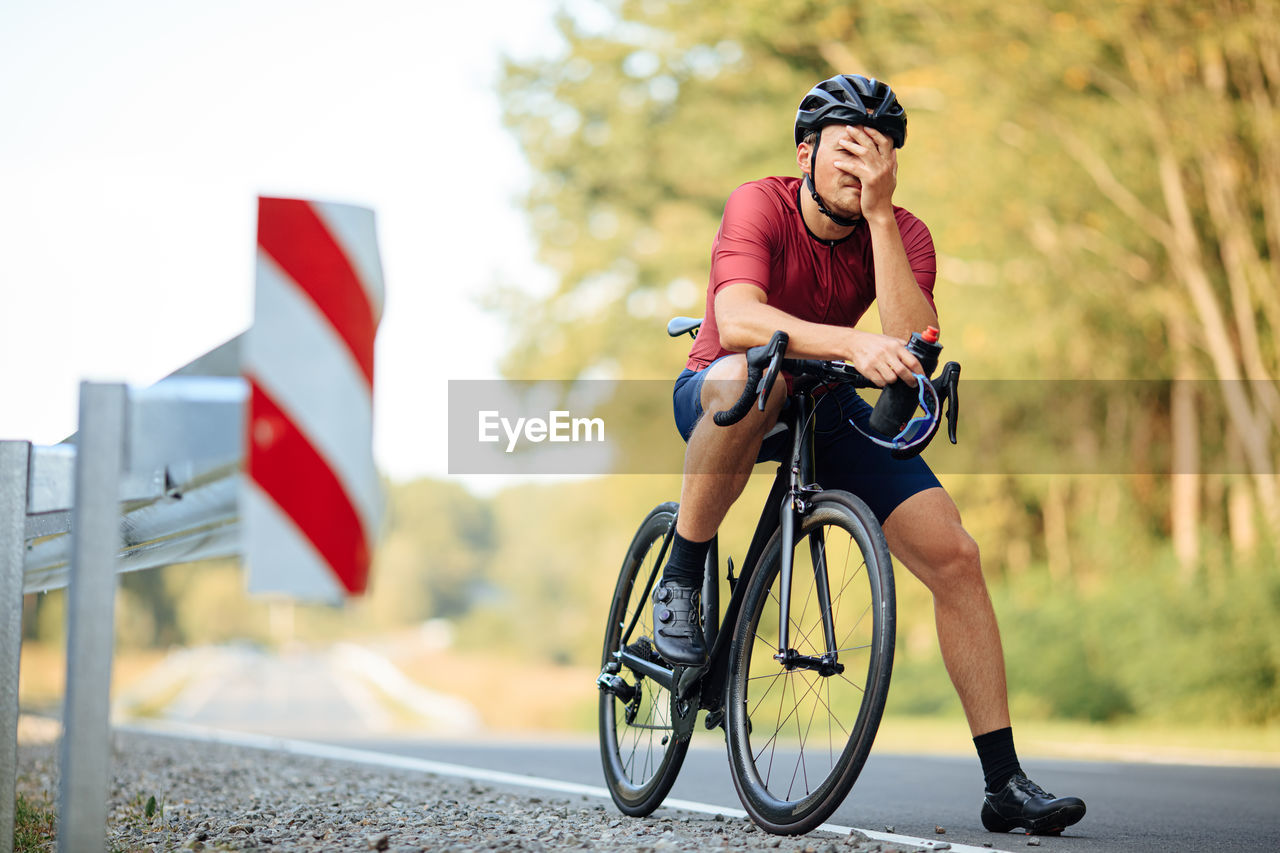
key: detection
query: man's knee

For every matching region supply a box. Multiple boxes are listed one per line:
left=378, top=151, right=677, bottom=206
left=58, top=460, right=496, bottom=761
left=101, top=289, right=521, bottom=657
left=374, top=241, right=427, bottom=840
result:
left=917, top=523, right=982, bottom=593
left=700, top=356, right=749, bottom=410
left=886, top=492, right=984, bottom=592
left=698, top=355, right=785, bottom=428
left=940, top=525, right=982, bottom=580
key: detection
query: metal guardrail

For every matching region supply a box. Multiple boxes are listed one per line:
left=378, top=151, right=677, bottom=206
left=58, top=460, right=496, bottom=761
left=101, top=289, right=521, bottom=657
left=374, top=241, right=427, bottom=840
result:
left=1, top=373, right=249, bottom=853
left=22, top=377, right=245, bottom=592
left=1, top=195, right=383, bottom=852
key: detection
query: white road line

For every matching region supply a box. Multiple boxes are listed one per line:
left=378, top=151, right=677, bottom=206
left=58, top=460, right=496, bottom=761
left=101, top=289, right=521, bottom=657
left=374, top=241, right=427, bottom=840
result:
left=117, top=720, right=1015, bottom=853
left=323, top=652, right=394, bottom=732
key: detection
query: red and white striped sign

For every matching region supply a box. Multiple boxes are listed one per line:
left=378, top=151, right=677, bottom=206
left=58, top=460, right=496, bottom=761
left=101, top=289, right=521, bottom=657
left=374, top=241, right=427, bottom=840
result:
left=242, top=197, right=385, bottom=602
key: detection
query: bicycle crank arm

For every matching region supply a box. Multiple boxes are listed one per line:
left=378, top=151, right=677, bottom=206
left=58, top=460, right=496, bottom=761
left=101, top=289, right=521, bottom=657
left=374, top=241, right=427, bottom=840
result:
left=676, top=662, right=708, bottom=700
left=774, top=649, right=845, bottom=677
left=616, top=649, right=675, bottom=690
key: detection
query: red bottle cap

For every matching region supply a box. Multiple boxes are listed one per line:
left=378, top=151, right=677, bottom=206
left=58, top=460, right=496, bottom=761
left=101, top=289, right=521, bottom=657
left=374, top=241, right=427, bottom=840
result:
left=922, top=326, right=940, bottom=343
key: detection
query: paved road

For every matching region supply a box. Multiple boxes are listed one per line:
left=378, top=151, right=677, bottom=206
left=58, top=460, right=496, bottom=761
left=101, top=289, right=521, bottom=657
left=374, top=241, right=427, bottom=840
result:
left=330, top=737, right=1280, bottom=853
left=117, top=644, right=478, bottom=737
left=127, top=646, right=1279, bottom=850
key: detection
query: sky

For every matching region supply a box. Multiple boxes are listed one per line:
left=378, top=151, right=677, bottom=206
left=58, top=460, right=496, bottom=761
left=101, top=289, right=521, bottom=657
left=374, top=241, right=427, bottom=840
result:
left=0, top=0, right=562, bottom=483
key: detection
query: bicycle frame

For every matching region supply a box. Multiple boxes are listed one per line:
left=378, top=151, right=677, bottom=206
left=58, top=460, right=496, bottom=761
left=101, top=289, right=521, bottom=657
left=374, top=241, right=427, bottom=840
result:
left=614, top=380, right=843, bottom=715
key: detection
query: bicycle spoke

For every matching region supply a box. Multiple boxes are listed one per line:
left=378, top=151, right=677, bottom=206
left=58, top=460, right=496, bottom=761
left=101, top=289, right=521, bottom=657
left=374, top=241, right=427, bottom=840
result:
left=601, top=509, right=694, bottom=815
left=754, top=668, right=827, bottom=749
left=790, top=607, right=827, bottom=655
left=837, top=601, right=872, bottom=655
left=763, top=668, right=790, bottom=787
left=806, top=681, right=852, bottom=737
left=830, top=539, right=864, bottom=628
left=780, top=530, right=869, bottom=663
left=742, top=527, right=876, bottom=803
left=747, top=670, right=795, bottom=682
left=834, top=671, right=865, bottom=694
left=746, top=667, right=789, bottom=714
left=830, top=560, right=863, bottom=626
left=788, top=674, right=825, bottom=799
left=826, top=677, right=835, bottom=767
left=722, top=484, right=894, bottom=831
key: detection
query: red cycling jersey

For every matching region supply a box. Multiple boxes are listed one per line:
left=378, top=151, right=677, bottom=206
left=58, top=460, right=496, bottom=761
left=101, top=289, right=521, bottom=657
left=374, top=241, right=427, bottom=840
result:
left=686, top=176, right=937, bottom=371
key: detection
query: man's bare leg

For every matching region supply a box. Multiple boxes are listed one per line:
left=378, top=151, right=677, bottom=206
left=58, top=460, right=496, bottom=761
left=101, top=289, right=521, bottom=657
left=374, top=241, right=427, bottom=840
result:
left=882, top=486, right=1010, bottom=736
left=675, top=355, right=787, bottom=541
left=883, top=486, right=1085, bottom=832
left=652, top=355, right=786, bottom=665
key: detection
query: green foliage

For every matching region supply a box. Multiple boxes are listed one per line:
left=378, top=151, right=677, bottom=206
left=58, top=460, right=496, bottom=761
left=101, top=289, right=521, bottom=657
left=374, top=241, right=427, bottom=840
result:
left=162, top=561, right=273, bottom=646
left=14, top=791, right=56, bottom=853
left=22, top=473, right=1276, bottom=727
left=27, top=0, right=1280, bottom=737
left=886, top=535, right=1280, bottom=725
left=996, top=540, right=1280, bottom=724
left=32, top=591, right=64, bottom=646
left=455, top=474, right=682, bottom=666
left=119, top=569, right=181, bottom=647
left=359, top=479, right=496, bottom=624
left=487, top=0, right=1280, bottom=730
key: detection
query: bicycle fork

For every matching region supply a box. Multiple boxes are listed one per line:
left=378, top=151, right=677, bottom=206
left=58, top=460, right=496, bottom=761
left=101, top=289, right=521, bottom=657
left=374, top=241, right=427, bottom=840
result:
left=774, top=457, right=844, bottom=677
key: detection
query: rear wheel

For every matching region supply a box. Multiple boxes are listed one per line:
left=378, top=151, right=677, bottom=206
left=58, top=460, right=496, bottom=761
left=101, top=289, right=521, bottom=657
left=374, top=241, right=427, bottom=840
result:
left=726, top=492, right=895, bottom=834
left=598, top=502, right=689, bottom=816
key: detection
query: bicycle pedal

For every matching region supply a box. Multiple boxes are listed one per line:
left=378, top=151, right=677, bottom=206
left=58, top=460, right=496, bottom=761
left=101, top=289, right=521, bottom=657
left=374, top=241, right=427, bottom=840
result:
left=622, top=636, right=661, bottom=664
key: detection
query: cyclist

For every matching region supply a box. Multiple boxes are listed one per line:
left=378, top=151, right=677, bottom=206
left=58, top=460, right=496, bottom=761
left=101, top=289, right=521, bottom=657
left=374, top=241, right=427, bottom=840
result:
left=653, top=74, right=1086, bottom=836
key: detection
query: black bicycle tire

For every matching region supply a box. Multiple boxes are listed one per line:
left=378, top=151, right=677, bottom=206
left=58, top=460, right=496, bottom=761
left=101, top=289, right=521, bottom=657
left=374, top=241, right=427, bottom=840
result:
left=598, top=501, right=691, bottom=816
left=725, top=491, right=895, bottom=834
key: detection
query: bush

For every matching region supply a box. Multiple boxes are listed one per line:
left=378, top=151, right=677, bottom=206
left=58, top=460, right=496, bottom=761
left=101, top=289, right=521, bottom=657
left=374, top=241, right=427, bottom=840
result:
left=992, top=551, right=1280, bottom=725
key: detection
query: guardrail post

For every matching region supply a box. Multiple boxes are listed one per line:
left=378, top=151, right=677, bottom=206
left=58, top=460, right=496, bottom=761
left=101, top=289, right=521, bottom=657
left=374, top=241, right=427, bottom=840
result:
left=0, top=440, right=32, bottom=853
left=58, top=383, right=127, bottom=853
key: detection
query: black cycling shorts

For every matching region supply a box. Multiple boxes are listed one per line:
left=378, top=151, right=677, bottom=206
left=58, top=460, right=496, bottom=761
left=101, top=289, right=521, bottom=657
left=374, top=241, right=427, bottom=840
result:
left=672, top=357, right=941, bottom=525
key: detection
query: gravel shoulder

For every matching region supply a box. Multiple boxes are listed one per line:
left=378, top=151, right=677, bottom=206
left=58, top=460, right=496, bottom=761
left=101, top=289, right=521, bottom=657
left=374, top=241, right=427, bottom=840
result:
left=16, top=727, right=928, bottom=852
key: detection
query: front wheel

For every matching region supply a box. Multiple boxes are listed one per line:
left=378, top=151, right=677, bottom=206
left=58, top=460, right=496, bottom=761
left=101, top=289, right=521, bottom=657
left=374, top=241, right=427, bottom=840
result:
left=726, top=492, right=895, bottom=834
left=598, top=502, right=689, bottom=816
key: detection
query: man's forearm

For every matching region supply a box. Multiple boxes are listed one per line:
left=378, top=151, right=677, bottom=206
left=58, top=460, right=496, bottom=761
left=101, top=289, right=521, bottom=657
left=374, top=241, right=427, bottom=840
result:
left=716, top=296, right=855, bottom=360
left=867, top=215, right=937, bottom=339
left=714, top=283, right=928, bottom=386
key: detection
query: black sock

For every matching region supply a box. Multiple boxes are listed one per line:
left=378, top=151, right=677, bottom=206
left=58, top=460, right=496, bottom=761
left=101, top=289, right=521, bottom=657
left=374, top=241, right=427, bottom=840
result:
left=974, top=727, right=1023, bottom=792
left=661, top=531, right=712, bottom=586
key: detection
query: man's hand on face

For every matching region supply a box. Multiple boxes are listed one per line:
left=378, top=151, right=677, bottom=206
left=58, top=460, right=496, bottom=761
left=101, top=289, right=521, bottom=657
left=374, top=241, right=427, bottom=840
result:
left=832, top=125, right=898, bottom=222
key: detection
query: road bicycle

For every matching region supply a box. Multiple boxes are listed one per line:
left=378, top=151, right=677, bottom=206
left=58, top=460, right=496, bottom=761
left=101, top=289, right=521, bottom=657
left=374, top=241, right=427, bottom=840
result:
left=596, top=319, right=961, bottom=834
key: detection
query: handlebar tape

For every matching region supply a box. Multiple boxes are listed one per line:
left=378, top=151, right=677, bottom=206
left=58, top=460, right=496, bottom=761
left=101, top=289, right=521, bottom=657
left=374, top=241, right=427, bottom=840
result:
left=712, top=331, right=789, bottom=427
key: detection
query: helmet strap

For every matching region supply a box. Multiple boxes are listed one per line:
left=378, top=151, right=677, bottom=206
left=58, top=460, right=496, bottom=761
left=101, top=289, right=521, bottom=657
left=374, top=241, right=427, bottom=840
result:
left=805, top=128, right=861, bottom=229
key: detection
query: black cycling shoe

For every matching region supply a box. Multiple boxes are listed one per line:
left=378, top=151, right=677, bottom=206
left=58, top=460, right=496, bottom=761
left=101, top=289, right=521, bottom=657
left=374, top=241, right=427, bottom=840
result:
left=981, top=773, right=1086, bottom=835
left=652, top=579, right=707, bottom=666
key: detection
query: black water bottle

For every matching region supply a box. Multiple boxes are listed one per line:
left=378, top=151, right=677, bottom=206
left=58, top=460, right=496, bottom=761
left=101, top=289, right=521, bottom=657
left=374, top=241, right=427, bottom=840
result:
left=868, top=326, right=942, bottom=437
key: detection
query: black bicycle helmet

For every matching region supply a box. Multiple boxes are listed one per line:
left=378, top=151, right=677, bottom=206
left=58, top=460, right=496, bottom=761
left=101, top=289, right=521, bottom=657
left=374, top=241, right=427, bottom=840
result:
left=794, top=74, right=907, bottom=228
left=794, top=74, right=907, bottom=148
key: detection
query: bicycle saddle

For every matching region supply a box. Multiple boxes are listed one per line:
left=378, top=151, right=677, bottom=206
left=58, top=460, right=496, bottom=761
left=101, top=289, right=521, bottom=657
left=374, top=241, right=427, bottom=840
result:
left=667, top=316, right=702, bottom=338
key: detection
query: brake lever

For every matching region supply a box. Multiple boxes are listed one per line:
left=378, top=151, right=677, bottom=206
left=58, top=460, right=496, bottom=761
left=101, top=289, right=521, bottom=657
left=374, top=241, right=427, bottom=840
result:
left=758, top=349, right=783, bottom=411
left=930, top=362, right=961, bottom=444
left=754, top=332, right=788, bottom=411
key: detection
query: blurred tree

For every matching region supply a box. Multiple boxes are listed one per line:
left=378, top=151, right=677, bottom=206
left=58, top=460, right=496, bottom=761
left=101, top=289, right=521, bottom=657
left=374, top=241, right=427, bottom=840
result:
left=499, top=0, right=1279, bottom=577
left=362, top=478, right=496, bottom=623
left=933, top=0, right=1280, bottom=563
